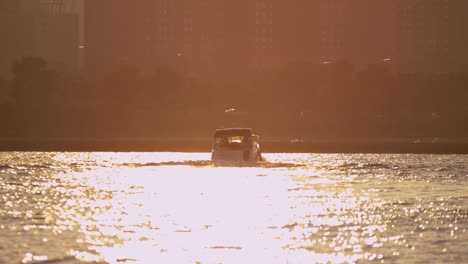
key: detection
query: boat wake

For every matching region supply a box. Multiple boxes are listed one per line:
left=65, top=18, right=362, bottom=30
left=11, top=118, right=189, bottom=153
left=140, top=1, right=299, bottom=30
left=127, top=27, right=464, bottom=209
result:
left=121, top=160, right=213, bottom=168
left=120, top=160, right=302, bottom=168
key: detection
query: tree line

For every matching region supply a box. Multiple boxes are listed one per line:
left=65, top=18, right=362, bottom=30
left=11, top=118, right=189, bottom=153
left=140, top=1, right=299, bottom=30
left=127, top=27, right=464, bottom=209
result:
left=0, top=56, right=467, bottom=139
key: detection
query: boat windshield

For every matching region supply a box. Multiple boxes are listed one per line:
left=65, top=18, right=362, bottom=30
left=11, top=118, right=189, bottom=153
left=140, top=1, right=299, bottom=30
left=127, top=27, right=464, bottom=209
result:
left=213, top=128, right=253, bottom=150
left=215, top=135, right=249, bottom=149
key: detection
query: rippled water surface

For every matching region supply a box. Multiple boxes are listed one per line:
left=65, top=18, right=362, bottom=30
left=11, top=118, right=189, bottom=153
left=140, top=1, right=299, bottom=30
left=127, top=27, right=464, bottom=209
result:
left=0, top=152, right=467, bottom=263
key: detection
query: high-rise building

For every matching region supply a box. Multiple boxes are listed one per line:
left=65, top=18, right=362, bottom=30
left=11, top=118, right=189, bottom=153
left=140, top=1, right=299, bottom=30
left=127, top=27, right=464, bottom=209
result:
left=0, top=0, right=80, bottom=77
left=0, top=0, right=21, bottom=14
left=0, top=1, right=22, bottom=77
left=85, top=0, right=259, bottom=78
left=392, top=0, right=451, bottom=72
left=84, top=0, right=467, bottom=77
left=315, top=0, right=396, bottom=67
left=447, top=0, right=468, bottom=73
left=85, top=0, right=160, bottom=75
left=296, top=0, right=466, bottom=73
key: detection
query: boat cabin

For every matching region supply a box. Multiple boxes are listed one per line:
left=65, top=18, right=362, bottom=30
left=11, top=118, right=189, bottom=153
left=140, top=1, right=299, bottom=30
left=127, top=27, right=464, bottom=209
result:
left=211, top=128, right=262, bottom=162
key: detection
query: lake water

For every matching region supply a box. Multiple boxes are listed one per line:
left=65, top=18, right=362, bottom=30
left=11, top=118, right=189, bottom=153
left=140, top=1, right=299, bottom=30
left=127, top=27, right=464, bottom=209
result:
left=0, top=152, right=467, bottom=264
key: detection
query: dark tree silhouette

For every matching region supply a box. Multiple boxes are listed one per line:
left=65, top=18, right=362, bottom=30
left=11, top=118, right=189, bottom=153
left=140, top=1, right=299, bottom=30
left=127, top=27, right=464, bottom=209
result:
left=355, top=64, right=394, bottom=113
left=1, top=56, right=468, bottom=139
left=9, top=57, right=60, bottom=137
left=0, top=78, right=7, bottom=100
left=11, top=56, right=59, bottom=107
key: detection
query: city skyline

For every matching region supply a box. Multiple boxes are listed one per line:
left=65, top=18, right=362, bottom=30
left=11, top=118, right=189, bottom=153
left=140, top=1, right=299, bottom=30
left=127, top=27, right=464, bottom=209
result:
left=1, top=3, right=468, bottom=263
left=0, top=0, right=83, bottom=77
left=1, top=0, right=468, bottom=78
left=86, top=0, right=468, bottom=77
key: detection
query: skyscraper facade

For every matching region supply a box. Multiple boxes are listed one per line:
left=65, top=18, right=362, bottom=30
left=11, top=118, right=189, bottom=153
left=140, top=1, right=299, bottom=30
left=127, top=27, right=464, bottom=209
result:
left=393, top=0, right=451, bottom=72
left=85, top=0, right=264, bottom=78
left=85, top=0, right=159, bottom=75
left=0, top=1, right=22, bottom=77
left=84, top=0, right=468, bottom=78
left=0, top=0, right=80, bottom=77
left=447, top=0, right=468, bottom=72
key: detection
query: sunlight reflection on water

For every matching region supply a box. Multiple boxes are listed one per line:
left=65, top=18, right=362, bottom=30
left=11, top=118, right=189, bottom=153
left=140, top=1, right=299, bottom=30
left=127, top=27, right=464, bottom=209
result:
left=0, top=152, right=467, bottom=263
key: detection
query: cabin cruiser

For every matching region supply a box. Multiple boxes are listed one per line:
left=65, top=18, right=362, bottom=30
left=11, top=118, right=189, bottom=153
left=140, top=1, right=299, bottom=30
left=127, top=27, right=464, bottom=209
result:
left=211, top=128, right=262, bottom=163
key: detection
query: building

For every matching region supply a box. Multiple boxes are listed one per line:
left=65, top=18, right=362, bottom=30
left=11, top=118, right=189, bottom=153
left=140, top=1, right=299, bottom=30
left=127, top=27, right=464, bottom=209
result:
left=393, top=0, right=451, bottom=72
left=0, top=0, right=22, bottom=77
left=0, top=0, right=21, bottom=13
left=84, top=0, right=467, bottom=78
left=447, top=0, right=468, bottom=72
left=85, top=0, right=259, bottom=78
left=0, top=0, right=80, bottom=78
left=320, top=0, right=396, bottom=66
left=317, top=0, right=467, bottom=73
left=85, top=0, right=159, bottom=76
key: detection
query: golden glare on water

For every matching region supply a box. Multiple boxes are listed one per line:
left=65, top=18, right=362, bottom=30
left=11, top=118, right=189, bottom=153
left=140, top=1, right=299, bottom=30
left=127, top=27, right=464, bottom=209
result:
left=49, top=154, right=377, bottom=263
left=0, top=152, right=466, bottom=264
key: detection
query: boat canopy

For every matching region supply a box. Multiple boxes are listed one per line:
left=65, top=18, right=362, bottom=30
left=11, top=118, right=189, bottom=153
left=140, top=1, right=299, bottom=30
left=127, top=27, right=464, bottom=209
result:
left=214, top=128, right=253, bottom=138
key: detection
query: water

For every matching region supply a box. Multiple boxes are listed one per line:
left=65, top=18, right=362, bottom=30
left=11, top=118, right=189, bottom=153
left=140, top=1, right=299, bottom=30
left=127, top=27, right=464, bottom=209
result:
left=0, top=152, right=467, bottom=264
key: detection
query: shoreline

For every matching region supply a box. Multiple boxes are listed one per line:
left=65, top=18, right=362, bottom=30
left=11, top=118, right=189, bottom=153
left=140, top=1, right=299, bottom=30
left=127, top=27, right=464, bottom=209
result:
left=1, top=138, right=468, bottom=154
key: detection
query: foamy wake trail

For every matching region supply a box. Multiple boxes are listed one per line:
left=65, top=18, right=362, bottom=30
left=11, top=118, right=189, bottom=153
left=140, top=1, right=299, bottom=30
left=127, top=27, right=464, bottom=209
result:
left=121, top=160, right=302, bottom=168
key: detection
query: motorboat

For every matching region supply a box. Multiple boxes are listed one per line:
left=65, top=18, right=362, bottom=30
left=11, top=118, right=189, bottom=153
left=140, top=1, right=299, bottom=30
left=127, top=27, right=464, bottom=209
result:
left=211, top=128, right=262, bottom=163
